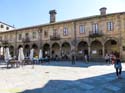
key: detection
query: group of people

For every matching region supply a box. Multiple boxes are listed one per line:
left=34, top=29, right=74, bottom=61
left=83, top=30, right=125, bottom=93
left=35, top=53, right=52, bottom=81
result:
left=105, top=53, right=114, bottom=64
left=71, top=54, right=89, bottom=65
left=72, top=52, right=123, bottom=79
left=105, top=53, right=122, bottom=79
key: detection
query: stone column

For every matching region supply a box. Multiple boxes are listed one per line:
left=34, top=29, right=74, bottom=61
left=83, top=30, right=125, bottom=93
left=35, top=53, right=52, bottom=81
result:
left=119, top=40, right=122, bottom=58
left=59, top=47, right=62, bottom=60
left=88, top=46, right=91, bottom=57
left=49, top=45, right=52, bottom=59
left=102, top=45, right=105, bottom=57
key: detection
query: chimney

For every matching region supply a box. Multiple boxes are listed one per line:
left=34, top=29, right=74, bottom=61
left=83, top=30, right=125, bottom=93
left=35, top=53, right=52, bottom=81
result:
left=100, top=7, right=107, bottom=15
left=49, top=10, right=57, bottom=23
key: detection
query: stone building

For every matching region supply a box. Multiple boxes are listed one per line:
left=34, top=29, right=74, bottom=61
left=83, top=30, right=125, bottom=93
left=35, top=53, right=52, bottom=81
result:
left=0, top=7, right=125, bottom=61
left=0, top=21, right=15, bottom=32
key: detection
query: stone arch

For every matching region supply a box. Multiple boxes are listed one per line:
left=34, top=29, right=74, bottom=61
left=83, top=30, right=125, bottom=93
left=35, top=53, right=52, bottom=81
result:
left=77, top=41, right=88, bottom=55
left=24, top=44, right=30, bottom=57
left=43, top=43, right=50, bottom=57
left=32, top=44, right=38, bottom=57
left=104, top=37, right=119, bottom=44
left=51, top=42, right=60, bottom=59
left=61, top=42, right=71, bottom=60
left=104, top=39, right=119, bottom=54
left=90, top=39, right=103, bottom=46
left=18, top=45, right=23, bottom=49
left=32, top=44, right=38, bottom=49
left=9, top=45, right=14, bottom=57
left=0, top=46, right=4, bottom=58
left=90, top=40, right=103, bottom=58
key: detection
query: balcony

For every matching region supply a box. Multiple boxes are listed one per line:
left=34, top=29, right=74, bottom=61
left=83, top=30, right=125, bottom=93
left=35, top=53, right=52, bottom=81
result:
left=22, top=37, right=30, bottom=43
left=50, top=34, right=60, bottom=40
left=1, top=40, right=9, bottom=45
left=89, top=31, right=103, bottom=38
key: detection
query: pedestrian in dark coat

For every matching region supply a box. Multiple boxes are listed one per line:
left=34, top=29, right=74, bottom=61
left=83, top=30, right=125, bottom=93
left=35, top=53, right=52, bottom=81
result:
left=72, top=55, right=75, bottom=65
left=114, top=55, right=122, bottom=79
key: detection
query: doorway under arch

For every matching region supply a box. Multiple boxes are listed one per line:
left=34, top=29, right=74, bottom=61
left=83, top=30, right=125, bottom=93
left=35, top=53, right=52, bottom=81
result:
left=52, top=43, right=60, bottom=59
left=104, top=39, right=119, bottom=54
left=61, top=42, right=71, bottom=60
left=24, top=44, right=30, bottom=57
left=43, top=43, right=50, bottom=57
left=91, top=40, right=103, bottom=58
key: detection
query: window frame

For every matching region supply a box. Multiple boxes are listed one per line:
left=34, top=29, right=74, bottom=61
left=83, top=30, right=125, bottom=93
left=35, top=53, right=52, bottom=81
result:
left=107, top=21, right=113, bottom=31
left=44, top=30, right=48, bottom=37
left=79, top=25, right=85, bottom=34
left=32, top=32, right=36, bottom=39
left=18, top=34, right=22, bottom=40
left=6, top=27, right=9, bottom=30
left=92, top=23, right=98, bottom=33
left=1, top=25, right=4, bottom=28
left=63, top=27, right=68, bottom=36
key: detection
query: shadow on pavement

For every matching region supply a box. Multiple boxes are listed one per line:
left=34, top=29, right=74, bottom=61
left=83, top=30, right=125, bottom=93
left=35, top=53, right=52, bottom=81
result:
left=39, top=61, right=111, bottom=68
left=20, top=71, right=125, bottom=93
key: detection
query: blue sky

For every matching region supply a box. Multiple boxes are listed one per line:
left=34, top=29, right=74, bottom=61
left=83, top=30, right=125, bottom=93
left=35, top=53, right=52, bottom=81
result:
left=0, top=0, right=125, bottom=28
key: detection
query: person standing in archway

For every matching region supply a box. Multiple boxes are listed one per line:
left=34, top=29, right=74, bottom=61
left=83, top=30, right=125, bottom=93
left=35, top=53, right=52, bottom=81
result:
left=71, top=54, right=75, bottom=65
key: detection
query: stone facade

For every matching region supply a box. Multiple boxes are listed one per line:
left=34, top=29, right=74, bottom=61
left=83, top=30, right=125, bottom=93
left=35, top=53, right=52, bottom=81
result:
left=0, top=8, right=125, bottom=61
left=0, top=22, right=14, bottom=32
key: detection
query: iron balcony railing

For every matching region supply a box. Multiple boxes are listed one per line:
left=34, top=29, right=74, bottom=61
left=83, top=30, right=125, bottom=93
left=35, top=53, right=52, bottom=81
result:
left=22, top=37, right=30, bottom=43
left=50, top=34, right=60, bottom=40
left=89, top=31, right=103, bottom=38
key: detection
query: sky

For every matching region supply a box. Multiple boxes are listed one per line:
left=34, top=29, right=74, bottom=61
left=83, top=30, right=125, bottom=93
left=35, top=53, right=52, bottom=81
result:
left=0, top=0, right=125, bottom=28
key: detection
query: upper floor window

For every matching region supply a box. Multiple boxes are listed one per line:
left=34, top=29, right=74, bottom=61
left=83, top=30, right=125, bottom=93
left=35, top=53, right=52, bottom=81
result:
left=0, top=36, right=2, bottom=41
left=79, top=25, right=85, bottom=34
left=18, top=34, right=22, bottom=40
left=107, top=21, right=113, bottom=31
left=9, top=34, right=13, bottom=41
left=6, top=27, right=9, bottom=30
left=1, top=25, right=4, bottom=28
left=25, top=33, right=29, bottom=37
left=92, top=23, right=98, bottom=33
left=53, top=29, right=57, bottom=34
left=44, top=30, right=48, bottom=37
left=63, top=27, right=68, bottom=36
left=32, top=32, right=36, bottom=39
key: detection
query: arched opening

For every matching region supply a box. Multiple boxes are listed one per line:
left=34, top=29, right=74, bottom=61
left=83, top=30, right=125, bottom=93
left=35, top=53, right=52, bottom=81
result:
left=77, top=41, right=88, bottom=60
left=0, top=46, right=4, bottom=59
left=91, top=40, right=102, bottom=58
left=43, top=43, right=50, bottom=57
left=18, top=45, right=23, bottom=49
left=61, top=42, right=71, bottom=60
left=32, top=44, right=38, bottom=57
left=9, top=46, right=14, bottom=57
left=24, top=44, right=30, bottom=57
left=105, top=39, right=119, bottom=54
left=52, top=43, right=60, bottom=60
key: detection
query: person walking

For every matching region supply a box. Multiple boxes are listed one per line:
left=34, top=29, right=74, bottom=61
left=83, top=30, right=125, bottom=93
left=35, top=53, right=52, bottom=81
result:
left=105, top=53, right=110, bottom=64
left=113, top=54, right=122, bottom=79
left=72, top=54, right=75, bottom=65
left=84, top=54, right=88, bottom=62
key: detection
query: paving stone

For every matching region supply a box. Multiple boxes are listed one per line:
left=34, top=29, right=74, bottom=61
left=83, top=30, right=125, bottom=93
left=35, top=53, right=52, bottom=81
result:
left=60, top=87, right=84, bottom=93
left=73, top=81, right=94, bottom=90
left=103, top=84, right=121, bottom=92
left=0, top=62, right=125, bottom=93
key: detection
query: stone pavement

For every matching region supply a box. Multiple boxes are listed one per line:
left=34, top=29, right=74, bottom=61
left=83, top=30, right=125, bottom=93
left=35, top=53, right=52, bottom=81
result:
left=0, top=61, right=125, bottom=93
